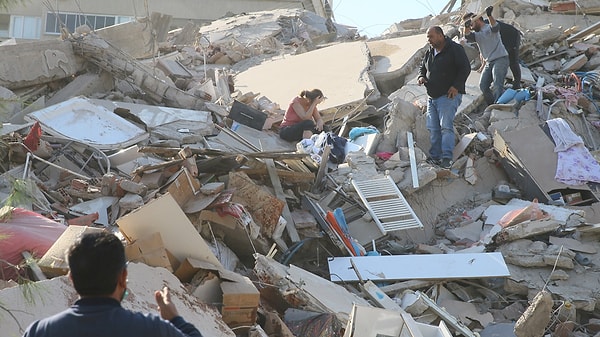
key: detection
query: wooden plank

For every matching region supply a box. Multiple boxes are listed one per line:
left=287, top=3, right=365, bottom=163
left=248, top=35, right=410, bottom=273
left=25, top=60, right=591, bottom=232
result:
left=282, top=159, right=312, bottom=173
left=265, top=158, right=299, bottom=243
left=328, top=252, right=510, bottom=282
left=311, top=145, right=331, bottom=193
left=239, top=167, right=315, bottom=184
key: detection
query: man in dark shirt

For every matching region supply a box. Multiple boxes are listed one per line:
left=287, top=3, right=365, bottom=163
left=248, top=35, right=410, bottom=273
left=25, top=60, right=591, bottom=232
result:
left=418, top=26, right=471, bottom=169
left=23, top=232, right=203, bottom=337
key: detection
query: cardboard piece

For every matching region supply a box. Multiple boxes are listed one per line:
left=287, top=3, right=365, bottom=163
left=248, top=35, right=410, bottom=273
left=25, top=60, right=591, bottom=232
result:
left=220, top=275, right=260, bottom=329
left=38, top=226, right=105, bottom=277
left=166, top=167, right=201, bottom=207
left=116, top=193, right=222, bottom=268
left=199, top=209, right=239, bottom=230
left=124, top=232, right=175, bottom=272
left=174, top=257, right=221, bottom=283
left=221, top=275, right=260, bottom=308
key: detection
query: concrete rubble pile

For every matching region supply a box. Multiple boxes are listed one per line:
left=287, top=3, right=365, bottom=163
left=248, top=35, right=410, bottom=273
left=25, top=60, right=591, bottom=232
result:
left=2, top=0, right=600, bottom=336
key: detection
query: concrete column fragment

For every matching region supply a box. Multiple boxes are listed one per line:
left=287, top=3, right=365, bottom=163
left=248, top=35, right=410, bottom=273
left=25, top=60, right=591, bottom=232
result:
left=514, top=290, right=553, bottom=337
left=71, top=34, right=206, bottom=110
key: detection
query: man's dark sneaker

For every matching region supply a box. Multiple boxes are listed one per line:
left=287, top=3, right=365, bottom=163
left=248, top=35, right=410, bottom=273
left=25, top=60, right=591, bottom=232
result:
left=440, top=158, right=453, bottom=170
left=426, top=157, right=441, bottom=166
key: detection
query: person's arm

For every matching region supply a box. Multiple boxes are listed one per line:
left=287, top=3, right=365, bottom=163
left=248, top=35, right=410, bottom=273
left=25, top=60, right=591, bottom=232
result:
left=486, top=6, right=499, bottom=30
left=291, top=98, right=318, bottom=121
left=463, top=20, right=475, bottom=42
left=312, top=107, right=324, bottom=131
left=155, top=287, right=202, bottom=337
left=417, top=52, right=428, bottom=85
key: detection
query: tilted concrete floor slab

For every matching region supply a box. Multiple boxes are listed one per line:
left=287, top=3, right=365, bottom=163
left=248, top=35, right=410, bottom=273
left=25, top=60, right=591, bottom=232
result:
left=234, top=40, right=379, bottom=113
left=367, top=34, right=428, bottom=94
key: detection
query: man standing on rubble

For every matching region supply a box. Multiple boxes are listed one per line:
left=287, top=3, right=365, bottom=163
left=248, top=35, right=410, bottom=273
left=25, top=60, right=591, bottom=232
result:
left=22, top=232, right=203, bottom=337
left=463, top=11, right=523, bottom=89
left=418, top=26, right=471, bottom=170
left=463, top=6, right=510, bottom=105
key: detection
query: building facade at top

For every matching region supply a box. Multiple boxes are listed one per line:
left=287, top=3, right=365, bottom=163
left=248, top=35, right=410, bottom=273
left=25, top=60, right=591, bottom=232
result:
left=0, top=0, right=329, bottom=41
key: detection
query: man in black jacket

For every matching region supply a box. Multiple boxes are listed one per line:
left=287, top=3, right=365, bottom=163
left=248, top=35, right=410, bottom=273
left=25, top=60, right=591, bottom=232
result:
left=23, top=232, right=203, bottom=337
left=418, top=26, right=471, bottom=169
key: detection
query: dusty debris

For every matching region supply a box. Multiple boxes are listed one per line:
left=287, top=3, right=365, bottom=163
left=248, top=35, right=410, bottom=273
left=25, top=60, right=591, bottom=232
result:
left=2, top=0, right=600, bottom=336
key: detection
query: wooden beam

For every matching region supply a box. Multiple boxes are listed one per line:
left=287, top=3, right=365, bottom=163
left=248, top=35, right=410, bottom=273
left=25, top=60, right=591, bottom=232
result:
left=239, top=168, right=315, bottom=184
left=311, top=145, right=331, bottom=193
left=265, top=159, right=300, bottom=243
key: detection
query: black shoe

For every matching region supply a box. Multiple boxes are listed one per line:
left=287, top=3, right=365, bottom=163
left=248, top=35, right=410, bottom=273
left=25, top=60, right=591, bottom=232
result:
left=440, top=158, right=453, bottom=169
left=426, top=157, right=441, bottom=166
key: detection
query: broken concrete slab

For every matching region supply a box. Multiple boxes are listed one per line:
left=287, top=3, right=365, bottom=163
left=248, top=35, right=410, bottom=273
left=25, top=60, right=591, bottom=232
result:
left=25, top=96, right=149, bottom=151
left=95, top=16, right=163, bottom=60
left=366, top=34, right=427, bottom=95
left=327, top=252, right=510, bottom=282
left=0, top=39, right=84, bottom=90
left=493, top=123, right=599, bottom=204
left=253, top=253, right=371, bottom=323
left=91, top=98, right=215, bottom=144
left=514, top=290, right=553, bottom=337
left=46, top=71, right=115, bottom=107
left=234, top=40, right=379, bottom=113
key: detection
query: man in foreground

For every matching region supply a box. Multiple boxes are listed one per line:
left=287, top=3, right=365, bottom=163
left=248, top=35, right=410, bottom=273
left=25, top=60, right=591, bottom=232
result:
left=23, top=231, right=203, bottom=337
left=418, top=26, right=471, bottom=169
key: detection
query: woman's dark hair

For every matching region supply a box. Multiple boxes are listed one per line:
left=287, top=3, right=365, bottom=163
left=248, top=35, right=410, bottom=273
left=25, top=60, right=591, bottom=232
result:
left=68, top=232, right=126, bottom=297
left=300, top=88, right=324, bottom=102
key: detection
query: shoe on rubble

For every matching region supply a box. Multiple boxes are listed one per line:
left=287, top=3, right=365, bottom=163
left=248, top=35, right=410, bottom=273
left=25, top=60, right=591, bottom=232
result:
left=440, top=158, right=453, bottom=170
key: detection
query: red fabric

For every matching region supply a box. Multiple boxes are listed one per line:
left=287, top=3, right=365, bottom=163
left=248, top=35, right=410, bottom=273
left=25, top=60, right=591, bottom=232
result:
left=0, top=208, right=66, bottom=280
left=280, top=96, right=317, bottom=128
left=376, top=152, right=394, bottom=160
left=325, top=211, right=358, bottom=256
left=215, top=203, right=244, bottom=219
left=23, top=121, right=42, bottom=151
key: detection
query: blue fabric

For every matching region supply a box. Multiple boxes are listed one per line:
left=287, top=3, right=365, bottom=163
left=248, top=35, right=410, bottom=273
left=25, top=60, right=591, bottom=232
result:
left=513, top=89, right=530, bottom=103
left=495, top=88, right=530, bottom=104
left=23, top=297, right=202, bottom=337
left=426, top=94, right=462, bottom=160
left=348, top=127, right=378, bottom=141
left=496, top=88, right=517, bottom=104
left=480, top=55, right=509, bottom=105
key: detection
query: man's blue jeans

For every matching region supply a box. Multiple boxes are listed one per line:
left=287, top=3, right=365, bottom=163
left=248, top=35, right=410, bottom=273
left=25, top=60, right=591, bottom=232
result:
left=426, top=94, right=462, bottom=160
left=480, top=55, right=509, bottom=105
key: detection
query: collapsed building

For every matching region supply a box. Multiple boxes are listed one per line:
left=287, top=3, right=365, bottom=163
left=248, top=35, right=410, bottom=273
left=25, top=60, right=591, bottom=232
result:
left=1, top=0, right=600, bottom=336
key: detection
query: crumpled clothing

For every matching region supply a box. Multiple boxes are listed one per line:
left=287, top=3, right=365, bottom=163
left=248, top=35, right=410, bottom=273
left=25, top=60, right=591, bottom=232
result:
left=547, top=118, right=583, bottom=152
left=547, top=118, right=600, bottom=185
left=541, top=85, right=579, bottom=109
left=348, top=126, right=378, bottom=141
left=376, top=152, right=394, bottom=160
left=23, top=121, right=42, bottom=151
